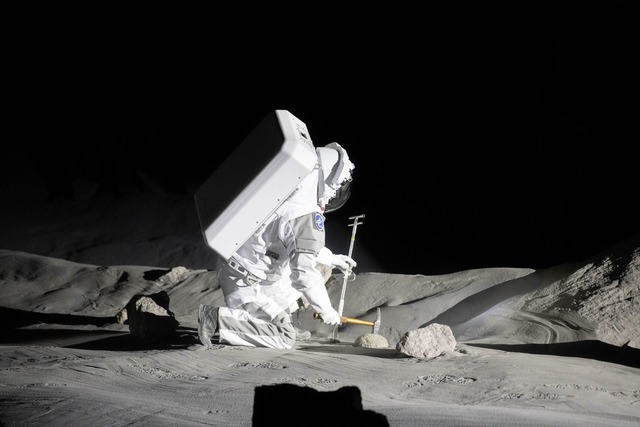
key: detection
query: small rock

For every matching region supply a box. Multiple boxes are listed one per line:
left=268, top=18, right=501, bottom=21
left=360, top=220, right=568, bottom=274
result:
left=157, top=266, right=189, bottom=285
left=353, top=333, right=389, bottom=348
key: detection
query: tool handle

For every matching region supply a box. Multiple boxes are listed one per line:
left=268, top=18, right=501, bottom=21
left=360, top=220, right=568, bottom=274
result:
left=313, top=312, right=374, bottom=327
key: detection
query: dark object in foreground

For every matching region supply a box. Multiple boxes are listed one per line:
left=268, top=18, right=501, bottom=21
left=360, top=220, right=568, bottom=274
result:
left=252, top=383, right=389, bottom=426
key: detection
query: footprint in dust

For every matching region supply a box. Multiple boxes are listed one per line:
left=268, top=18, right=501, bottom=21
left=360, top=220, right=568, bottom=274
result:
left=402, top=374, right=476, bottom=388
left=189, top=344, right=230, bottom=351
left=545, top=383, right=608, bottom=392
left=547, top=383, right=640, bottom=401
left=502, top=392, right=561, bottom=400
left=269, top=377, right=338, bottom=388
left=422, top=374, right=476, bottom=385
left=129, top=363, right=207, bottom=381
left=228, top=362, right=287, bottom=369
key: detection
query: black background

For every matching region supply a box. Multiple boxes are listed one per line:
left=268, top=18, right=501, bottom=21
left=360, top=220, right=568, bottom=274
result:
left=4, top=2, right=638, bottom=274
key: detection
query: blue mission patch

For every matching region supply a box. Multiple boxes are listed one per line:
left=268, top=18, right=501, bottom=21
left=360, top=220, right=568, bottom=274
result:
left=314, top=213, right=324, bottom=231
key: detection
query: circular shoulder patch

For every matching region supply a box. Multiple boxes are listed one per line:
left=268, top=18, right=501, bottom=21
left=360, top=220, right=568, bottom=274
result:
left=314, top=213, right=324, bottom=231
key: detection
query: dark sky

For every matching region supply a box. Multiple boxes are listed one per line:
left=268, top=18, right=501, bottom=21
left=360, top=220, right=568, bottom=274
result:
left=4, top=2, right=638, bottom=274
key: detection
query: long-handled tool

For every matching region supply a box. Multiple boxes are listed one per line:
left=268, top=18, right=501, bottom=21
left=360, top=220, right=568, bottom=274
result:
left=314, top=307, right=381, bottom=335
left=330, top=214, right=365, bottom=342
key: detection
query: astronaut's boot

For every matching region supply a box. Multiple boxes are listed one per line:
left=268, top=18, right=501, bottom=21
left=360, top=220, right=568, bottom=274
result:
left=198, top=304, right=219, bottom=348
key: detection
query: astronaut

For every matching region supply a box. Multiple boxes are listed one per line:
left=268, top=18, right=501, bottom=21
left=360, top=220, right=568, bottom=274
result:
left=198, top=142, right=356, bottom=349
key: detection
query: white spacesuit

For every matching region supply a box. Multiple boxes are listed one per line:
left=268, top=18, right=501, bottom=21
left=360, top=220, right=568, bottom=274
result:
left=198, top=142, right=356, bottom=349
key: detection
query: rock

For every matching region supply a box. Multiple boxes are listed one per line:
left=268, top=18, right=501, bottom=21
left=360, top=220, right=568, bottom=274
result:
left=353, top=333, right=389, bottom=348
left=396, top=323, right=456, bottom=359
left=118, top=290, right=178, bottom=342
left=115, top=307, right=128, bottom=324
left=156, top=266, right=189, bottom=285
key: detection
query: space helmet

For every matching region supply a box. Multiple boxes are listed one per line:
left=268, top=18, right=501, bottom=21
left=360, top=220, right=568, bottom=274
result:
left=316, top=142, right=355, bottom=213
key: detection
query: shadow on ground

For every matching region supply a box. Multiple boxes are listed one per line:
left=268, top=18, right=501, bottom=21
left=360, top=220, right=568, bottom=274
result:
left=0, top=306, right=198, bottom=351
left=298, top=341, right=402, bottom=359
left=468, top=341, right=640, bottom=369
left=1, top=306, right=115, bottom=328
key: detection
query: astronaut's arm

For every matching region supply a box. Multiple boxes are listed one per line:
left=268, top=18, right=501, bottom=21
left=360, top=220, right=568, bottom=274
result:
left=290, top=251, right=340, bottom=325
left=286, top=213, right=340, bottom=325
left=286, top=213, right=327, bottom=296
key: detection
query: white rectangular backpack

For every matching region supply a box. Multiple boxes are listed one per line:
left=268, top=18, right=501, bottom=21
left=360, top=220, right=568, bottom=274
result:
left=194, top=110, right=318, bottom=262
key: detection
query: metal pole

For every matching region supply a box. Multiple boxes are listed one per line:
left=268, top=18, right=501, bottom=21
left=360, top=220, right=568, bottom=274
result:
left=330, top=214, right=364, bottom=342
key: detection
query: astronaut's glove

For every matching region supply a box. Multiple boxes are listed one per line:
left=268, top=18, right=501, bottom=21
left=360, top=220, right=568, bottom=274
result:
left=318, top=307, right=341, bottom=326
left=331, top=254, right=357, bottom=272
left=317, top=247, right=356, bottom=272
left=304, top=283, right=340, bottom=325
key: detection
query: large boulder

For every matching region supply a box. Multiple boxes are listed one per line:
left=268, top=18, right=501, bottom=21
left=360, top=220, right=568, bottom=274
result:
left=396, top=323, right=456, bottom=359
left=117, top=290, right=178, bottom=343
